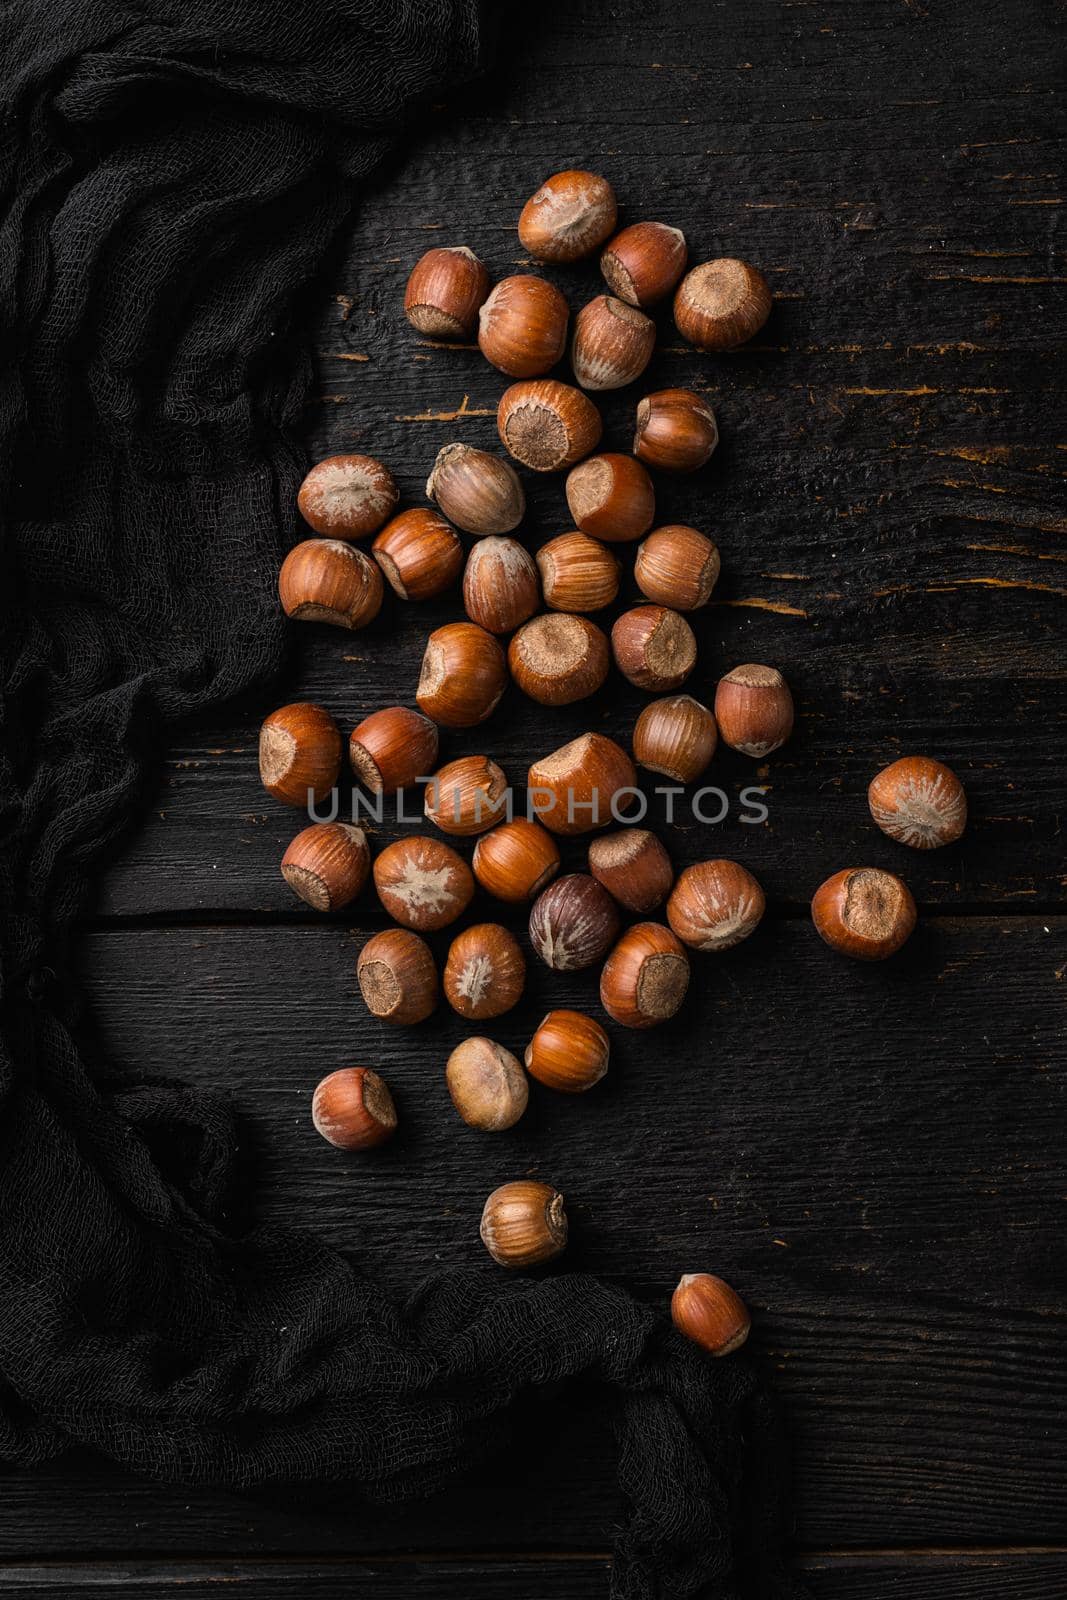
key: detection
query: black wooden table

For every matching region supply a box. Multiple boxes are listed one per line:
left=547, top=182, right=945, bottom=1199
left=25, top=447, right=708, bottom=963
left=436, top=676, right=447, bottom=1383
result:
left=5, top=2, right=1064, bottom=1596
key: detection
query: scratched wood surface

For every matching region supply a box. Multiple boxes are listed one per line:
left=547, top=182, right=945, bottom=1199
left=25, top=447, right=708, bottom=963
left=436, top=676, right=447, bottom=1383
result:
left=10, top=1, right=1065, bottom=1596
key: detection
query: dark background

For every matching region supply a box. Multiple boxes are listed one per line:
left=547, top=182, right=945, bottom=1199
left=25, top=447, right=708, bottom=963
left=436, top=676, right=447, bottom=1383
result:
left=5, top=1, right=1065, bottom=1595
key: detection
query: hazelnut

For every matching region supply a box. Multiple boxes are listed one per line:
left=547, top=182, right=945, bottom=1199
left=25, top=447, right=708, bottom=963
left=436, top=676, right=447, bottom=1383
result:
left=357, top=928, right=438, bottom=1025
left=635, top=525, right=721, bottom=610
left=528, top=873, right=620, bottom=971
left=480, top=1180, right=568, bottom=1268
left=446, top=1037, right=528, bottom=1130
left=297, top=454, right=398, bottom=540
left=508, top=613, right=609, bottom=706
left=811, top=867, right=917, bottom=961
left=611, top=605, right=697, bottom=692
left=671, top=1273, right=751, bottom=1357
left=588, top=828, right=673, bottom=914
left=498, top=379, right=602, bottom=472
left=424, top=755, right=509, bottom=837
left=633, top=388, right=718, bottom=473
left=372, top=508, right=462, bottom=601
left=426, top=443, right=525, bottom=536
left=417, top=622, right=508, bottom=728
left=571, top=295, right=655, bottom=391
left=278, top=538, right=384, bottom=630
left=372, top=835, right=475, bottom=931
left=600, top=922, right=690, bottom=1029
left=632, top=695, right=717, bottom=784
left=348, top=706, right=439, bottom=796
left=536, top=532, right=620, bottom=613
left=527, top=732, right=637, bottom=836
left=478, top=275, right=569, bottom=378
left=674, top=258, right=772, bottom=351
left=280, top=822, right=370, bottom=911
left=259, top=702, right=341, bottom=807
left=518, top=169, right=617, bottom=263
left=443, top=924, right=526, bottom=1020
left=463, top=537, right=541, bottom=635
left=868, top=756, right=967, bottom=850
left=404, top=245, right=491, bottom=338
left=600, top=221, right=688, bottom=307
left=525, top=1010, right=609, bottom=1093
left=472, top=817, right=560, bottom=903
left=312, top=1067, right=397, bottom=1151
left=714, top=664, right=794, bottom=757
left=667, top=859, right=765, bottom=951
left=565, top=452, right=655, bottom=543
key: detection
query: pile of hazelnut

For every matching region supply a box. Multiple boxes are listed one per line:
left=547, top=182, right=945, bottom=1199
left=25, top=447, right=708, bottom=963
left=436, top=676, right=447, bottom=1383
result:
left=259, top=170, right=968, bottom=1358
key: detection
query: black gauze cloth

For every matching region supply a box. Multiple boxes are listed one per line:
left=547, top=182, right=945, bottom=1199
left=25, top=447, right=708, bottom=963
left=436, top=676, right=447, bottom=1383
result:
left=0, top=2, right=798, bottom=1594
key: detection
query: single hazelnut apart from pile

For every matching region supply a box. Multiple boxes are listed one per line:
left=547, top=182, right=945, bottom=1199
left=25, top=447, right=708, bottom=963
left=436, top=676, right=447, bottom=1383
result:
left=372, top=508, right=462, bottom=602
left=632, top=695, right=717, bottom=784
left=297, top=454, right=398, bottom=540
left=600, top=922, right=690, bottom=1029
left=671, top=1273, right=751, bottom=1356
left=674, top=258, right=772, bottom=351
left=372, top=836, right=475, bottom=932
left=259, top=702, right=341, bottom=807
left=565, top=452, right=655, bottom=542
left=425, top=755, right=508, bottom=837
left=667, top=859, right=766, bottom=952
left=417, top=622, right=508, bottom=728
left=404, top=245, right=491, bottom=338
left=635, top=525, right=721, bottom=611
left=349, top=706, right=439, bottom=796
left=444, top=924, right=526, bottom=1020
left=446, top=1038, right=528, bottom=1131
left=588, top=828, right=673, bottom=914
left=571, top=295, right=656, bottom=391
left=612, top=605, right=697, bottom=692
left=357, top=928, right=438, bottom=1025
left=525, top=1010, right=610, bottom=1093
left=478, top=275, right=569, bottom=378
left=312, top=1067, right=397, bottom=1151
left=518, top=169, right=617, bottom=263
left=280, top=822, right=370, bottom=912
left=278, top=539, right=383, bottom=630
left=509, top=613, right=609, bottom=706
left=498, top=380, right=603, bottom=472
left=472, top=817, right=561, bottom=903
left=480, top=1180, right=568, bottom=1268
left=463, top=538, right=540, bottom=634
left=528, top=872, right=620, bottom=971
left=600, top=221, right=688, bottom=307
left=868, top=756, right=967, bottom=850
left=528, top=731, right=637, bottom=836
left=536, top=532, right=620, bottom=613
left=811, top=867, right=917, bottom=961
left=426, top=443, right=525, bottom=536
left=633, top=389, right=718, bottom=473
left=714, top=664, right=794, bottom=758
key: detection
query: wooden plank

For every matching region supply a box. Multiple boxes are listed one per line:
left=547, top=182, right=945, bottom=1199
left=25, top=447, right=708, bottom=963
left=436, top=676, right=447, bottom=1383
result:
left=18, top=914, right=1054, bottom=1552
left=95, top=658, right=1066, bottom=918
left=88, top=0, right=1065, bottom=922
left=0, top=1552, right=1064, bottom=1597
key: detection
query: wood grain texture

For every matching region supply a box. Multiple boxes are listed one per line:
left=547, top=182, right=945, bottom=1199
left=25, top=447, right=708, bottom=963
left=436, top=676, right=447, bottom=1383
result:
left=46, top=0, right=1067, bottom=1586
left=59, top=916, right=1067, bottom=1549
left=94, top=662, right=1063, bottom=919
left=1, top=1553, right=1065, bottom=1598
left=88, top=2, right=1067, bottom=921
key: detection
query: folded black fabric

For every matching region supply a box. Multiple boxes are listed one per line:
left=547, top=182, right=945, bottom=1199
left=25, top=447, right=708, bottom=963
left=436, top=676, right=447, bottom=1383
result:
left=0, top=3, right=797, bottom=1593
